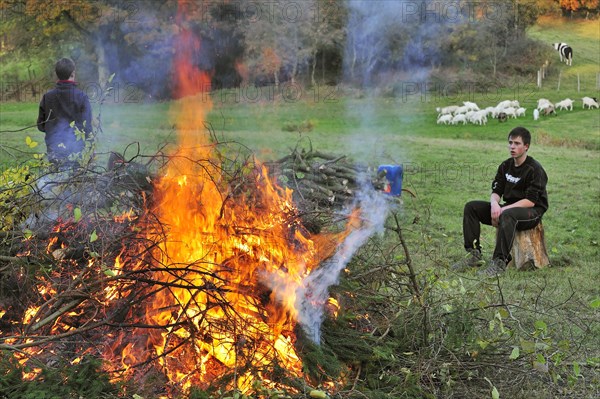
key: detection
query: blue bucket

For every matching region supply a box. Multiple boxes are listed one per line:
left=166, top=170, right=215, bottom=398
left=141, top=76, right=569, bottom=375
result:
left=377, top=165, right=403, bottom=196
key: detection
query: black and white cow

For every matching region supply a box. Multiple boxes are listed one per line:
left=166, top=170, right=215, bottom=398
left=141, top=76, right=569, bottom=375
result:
left=553, top=43, right=573, bottom=66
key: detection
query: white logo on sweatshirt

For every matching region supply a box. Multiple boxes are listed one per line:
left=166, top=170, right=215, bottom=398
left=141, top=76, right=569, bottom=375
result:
left=505, top=173, right=521, bottom=184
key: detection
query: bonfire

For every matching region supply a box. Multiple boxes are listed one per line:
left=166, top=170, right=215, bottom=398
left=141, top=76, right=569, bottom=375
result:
left=0, top=2, right=395, bottom=397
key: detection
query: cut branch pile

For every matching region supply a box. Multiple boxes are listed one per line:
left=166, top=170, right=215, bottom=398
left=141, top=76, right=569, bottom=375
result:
left=266, top=147, right=371, bottom=210
left=269, top=149, right=368, bottom=207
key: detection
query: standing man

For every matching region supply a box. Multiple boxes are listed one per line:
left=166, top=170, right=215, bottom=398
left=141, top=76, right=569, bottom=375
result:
left=37, top=57, right=93, bottom=168
left=453, top=127, right=549, bottom=276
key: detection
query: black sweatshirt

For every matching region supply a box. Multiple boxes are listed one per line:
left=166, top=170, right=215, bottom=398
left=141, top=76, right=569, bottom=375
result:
left=37, top=81, right=92, bottom=159
left=491, top=156, right=549, bottom=212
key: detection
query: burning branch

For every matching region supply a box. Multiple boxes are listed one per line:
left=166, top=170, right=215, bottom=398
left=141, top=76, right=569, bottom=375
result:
left=1, top=141, right=378, bottom=396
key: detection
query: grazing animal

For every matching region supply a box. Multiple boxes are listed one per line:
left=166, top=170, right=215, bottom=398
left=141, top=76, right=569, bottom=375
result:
left=451, top=114, right=467, bottom=125
left=503, top=107, right=517, bottom=119
left=582, top=96, right=599, bottom=109
left=537, top=98, right=553, bottom=111
left=497, top=112, right=508, bottom=123
left=555, top=99, right=574, bottom=111
left=533, top=109, right=539, bottom=121
left=516, top=107, right=526, bottom=117
left=553, top=43, right=573, bottom=66
left=437, top=114, right=453, bottom=125
left=542, top=105, right=556, bottom=116
left=454, top=105, right=469, bottom=114
left=462, top=101, right=479, bottom=111
left=436, top=105, right=458, bottom=117
left=469, top=110, right=488, bottom=125
left=496, top=100, right=512, bottom=110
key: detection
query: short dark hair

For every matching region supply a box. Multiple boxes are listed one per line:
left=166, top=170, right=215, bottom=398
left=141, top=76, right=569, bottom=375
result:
left=55, top=58, right=75, bottom=80
left=508, top=126, right=531, bottom=146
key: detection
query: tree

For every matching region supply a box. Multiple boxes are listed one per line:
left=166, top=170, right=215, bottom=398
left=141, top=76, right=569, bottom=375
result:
left=236, top=0, right=307, bottom=86
left=0, top=0, right=181, bottom=90
left=560, top=0, right=600, bottom=17
left=307, top=0, right=346, bottom=86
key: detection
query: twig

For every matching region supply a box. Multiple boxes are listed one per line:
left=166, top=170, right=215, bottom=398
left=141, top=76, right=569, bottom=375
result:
left=0, top=319, right=108, bottom=350
left=29, top=298, right=87, bottom=332
left=388, top=210, right=428, bottom=346
left=390, top=212, right=421, bottom=300
left=0, top=255, right=26, bottom=262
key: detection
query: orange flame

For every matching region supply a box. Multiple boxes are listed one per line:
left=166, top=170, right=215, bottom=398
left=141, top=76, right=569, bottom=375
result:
left=102, top=2, right=333, bottom=393
left=99, top=2, right=362, bottom=395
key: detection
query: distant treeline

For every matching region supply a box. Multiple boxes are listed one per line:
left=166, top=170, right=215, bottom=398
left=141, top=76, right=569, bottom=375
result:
left=0, top=0, right=594, bottom=100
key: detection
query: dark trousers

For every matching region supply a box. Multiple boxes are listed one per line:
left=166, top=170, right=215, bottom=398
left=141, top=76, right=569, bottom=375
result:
left=463, top=200, right=544, bottom=262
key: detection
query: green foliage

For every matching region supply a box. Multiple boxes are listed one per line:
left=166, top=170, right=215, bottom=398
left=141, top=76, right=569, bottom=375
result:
left=188, top=387, right=212, bottom=399
left=0, top=353, right=117, bottom=399
left=0, top=160, right=43, bottom=231
left=297, top=324, right=344, bottom=382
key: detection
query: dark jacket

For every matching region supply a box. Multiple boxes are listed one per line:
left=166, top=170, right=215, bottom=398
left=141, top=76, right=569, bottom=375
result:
left=491, top=156, right=549, bottom=213
left=37, top=81, right=93, bottom=161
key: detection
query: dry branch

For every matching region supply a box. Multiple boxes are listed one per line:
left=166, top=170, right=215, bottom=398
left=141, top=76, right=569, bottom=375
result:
left=266, top=148, right=370, bottom=212
left=1, top=145, right=354, bottom=394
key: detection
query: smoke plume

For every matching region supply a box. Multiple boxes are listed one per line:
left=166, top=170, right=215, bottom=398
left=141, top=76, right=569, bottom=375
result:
left=295, top=185, right=390, bottom=343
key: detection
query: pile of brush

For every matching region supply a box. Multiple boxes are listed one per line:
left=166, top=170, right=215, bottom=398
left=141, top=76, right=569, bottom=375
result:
left=266, top=148, right=373, bottom=208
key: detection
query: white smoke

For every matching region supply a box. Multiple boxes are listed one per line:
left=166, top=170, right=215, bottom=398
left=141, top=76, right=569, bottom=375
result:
left=295, top=185, right=390, bottom=343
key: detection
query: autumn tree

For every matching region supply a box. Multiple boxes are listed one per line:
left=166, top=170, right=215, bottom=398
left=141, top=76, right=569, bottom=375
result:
left=0, top=0, right=184, bottom=94
left=237, top=0, right=305, bottom=86
left=560, top=0, right=600, bottom=17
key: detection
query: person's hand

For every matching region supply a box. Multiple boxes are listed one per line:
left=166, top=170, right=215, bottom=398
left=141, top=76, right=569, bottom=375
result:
left=491, top=202, right=502, bottom=227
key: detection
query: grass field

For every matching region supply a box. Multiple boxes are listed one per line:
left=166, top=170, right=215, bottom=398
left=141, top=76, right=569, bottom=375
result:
left=1, top=16, right=599, bottom=399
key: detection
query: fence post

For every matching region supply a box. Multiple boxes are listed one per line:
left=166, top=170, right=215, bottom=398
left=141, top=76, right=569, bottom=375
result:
left=577, top=74, right=580, bottom=92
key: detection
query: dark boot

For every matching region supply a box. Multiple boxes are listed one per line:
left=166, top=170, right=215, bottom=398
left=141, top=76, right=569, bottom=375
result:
left=451, top=249, right=483, bottom=271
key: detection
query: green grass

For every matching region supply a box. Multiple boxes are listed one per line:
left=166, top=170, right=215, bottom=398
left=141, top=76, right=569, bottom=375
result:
left=528, top=15, right=600, bottom=96
left=1, top=76, right=599, bottom=273
left=528, top=16, right=600, bottom=76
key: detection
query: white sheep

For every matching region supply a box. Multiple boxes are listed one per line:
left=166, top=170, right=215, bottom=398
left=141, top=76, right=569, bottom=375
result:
left=491, top=106, right=504, bottom=118
left=504, top=107, right=518, bottom=119
left=463, top=101, right=479, bottom=111
left=454, top=105, right=469, bottom=114
left=555, top=98, right=574, bottom=111
left=451, top=114, right=468, bottom=125
left=484, top=106, right=496, bottom=115
left=542, top=105, right=556, bottom=116
left=537, top=98, right=553, bottom=111
left=469, top=110, right=488, bottom=125
left=533, top=109, right=539, bottom=120
left=582, top=97, right=599, bottom=109
left=436, top=105, right=458, bottom=117
left=437, top=114, right=453, bottom=125
left=516, top=107, right=526, bottom=117
left=496, top=100, right=512, bottom=109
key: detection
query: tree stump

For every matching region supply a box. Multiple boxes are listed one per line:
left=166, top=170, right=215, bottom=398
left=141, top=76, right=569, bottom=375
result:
left=507, top=222, right=550, bottom=270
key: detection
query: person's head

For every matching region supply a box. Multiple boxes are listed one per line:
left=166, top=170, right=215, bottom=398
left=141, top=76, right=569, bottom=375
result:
left=507, top=127, right=530, bottom=162
left=55, top=58, right=76, bottom=80
left=508, top=126, right=531, bottom=148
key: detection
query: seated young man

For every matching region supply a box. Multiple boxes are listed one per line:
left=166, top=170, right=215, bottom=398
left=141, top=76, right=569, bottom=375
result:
left=453, top=126, right=549, bottom=276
